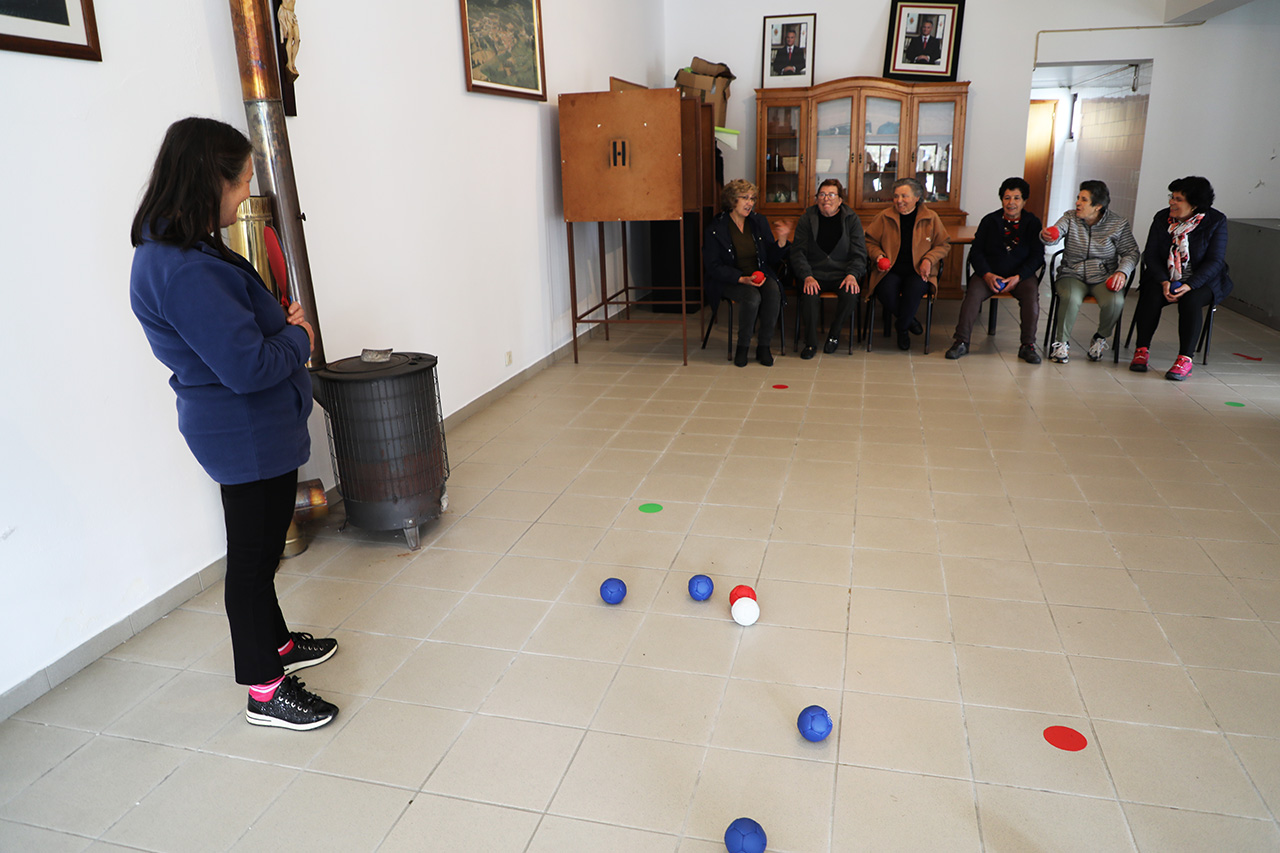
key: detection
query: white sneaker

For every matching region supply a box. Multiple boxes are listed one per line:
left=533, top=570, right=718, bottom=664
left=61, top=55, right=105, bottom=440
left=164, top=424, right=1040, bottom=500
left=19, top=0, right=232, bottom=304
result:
left=1049, top=341, right=1069, bottom=363
left=1087, top=334, right=1109, bottom=361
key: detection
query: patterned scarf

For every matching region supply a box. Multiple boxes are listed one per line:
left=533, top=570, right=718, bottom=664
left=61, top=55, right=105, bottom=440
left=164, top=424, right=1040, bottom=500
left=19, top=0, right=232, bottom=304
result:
left=1002, top=217, right=1021, bottom=252
left=1167, top=212, right=1204, bottom=282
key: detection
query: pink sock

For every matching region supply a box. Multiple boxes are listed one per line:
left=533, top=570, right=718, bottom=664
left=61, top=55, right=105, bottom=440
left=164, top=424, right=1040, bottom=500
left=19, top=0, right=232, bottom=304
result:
left=277, top=638, right=294, bottom=655
left=249, top=675, right=284, bottom=702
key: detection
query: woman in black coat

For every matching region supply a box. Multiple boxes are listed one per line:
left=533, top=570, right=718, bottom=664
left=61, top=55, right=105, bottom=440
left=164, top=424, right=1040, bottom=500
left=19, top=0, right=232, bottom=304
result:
left=1130, top=176, right=1233, bottom=381
left=704, top=179, right=789, bottom=367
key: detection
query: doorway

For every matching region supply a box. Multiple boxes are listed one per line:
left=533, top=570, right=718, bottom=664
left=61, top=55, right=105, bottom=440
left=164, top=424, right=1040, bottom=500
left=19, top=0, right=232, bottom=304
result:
left=1029, top=62, right=1153, bottom=225
left=1024, top=100, right=1057, bottom=227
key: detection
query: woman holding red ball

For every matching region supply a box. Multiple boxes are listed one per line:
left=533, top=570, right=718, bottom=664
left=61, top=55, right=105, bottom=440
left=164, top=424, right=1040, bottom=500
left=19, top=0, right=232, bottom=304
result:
left=704, top=179, right=790, bottom=367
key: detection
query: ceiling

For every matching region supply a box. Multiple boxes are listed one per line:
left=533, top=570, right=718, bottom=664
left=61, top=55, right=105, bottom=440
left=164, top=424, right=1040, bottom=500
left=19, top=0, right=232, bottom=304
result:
left=1030, top=62, right=1151, bottom=92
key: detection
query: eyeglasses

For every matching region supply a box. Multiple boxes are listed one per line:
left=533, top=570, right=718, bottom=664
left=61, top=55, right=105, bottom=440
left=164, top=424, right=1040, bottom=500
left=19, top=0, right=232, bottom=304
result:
left=816, top=192, right=840, bottom=199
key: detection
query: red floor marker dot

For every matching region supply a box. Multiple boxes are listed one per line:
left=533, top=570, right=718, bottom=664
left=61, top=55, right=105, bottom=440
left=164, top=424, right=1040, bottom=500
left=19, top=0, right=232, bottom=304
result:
left=772, top=384, right=789, bottom=389
left=1043, top=725, right=1088, bottom=751
left=1232, top=353, right=1263, bottom=361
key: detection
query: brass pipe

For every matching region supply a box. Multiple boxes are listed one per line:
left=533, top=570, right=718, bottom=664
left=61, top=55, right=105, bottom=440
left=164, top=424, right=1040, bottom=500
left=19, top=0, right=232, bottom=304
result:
left=228, top=0, right=327, bottom=367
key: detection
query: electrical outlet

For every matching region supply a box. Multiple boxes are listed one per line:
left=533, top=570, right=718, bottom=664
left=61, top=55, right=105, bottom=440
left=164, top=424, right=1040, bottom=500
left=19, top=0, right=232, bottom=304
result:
left=505, top=350, right=513, bottom=367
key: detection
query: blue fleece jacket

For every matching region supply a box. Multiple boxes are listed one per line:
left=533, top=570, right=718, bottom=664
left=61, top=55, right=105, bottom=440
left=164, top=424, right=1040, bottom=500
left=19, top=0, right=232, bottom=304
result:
left=130, top=236, right=313, bottom=485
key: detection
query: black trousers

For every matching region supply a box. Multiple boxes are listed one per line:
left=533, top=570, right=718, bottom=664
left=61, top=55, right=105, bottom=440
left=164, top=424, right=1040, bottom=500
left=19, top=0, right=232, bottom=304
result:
left=723, top=276, right=781, bottom=348
left=221, top=469, right=297, bottom=685
left=874, top=271, right=929, bottom=331
left=1132, top=284, right=1214, bottom=356
left=800, top=279, right=858, bottom=347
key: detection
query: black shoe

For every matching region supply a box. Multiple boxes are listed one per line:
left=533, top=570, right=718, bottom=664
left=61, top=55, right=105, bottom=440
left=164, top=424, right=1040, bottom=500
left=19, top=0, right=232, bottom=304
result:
left=823, top=337, right=838, bottom=354
left=734, top=346, right=749, bottom=367
left=800, top=345, right=817, bottom=359
left=1018, top=344, right=1042, bottom=364
left=897, top=329, right=911, bottom=350
left=908, top=318, right=924, bottom=335
left=280, top=632, right=338, bottom=675
left=246, top=675, right=338, bottom=731
left=945, top=341, right=968, bottom=360
left=756, top=345, right=774, bottom=367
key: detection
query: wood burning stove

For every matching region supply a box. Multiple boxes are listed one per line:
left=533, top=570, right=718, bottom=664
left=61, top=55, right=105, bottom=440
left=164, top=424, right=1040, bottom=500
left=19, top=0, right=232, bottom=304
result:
left=311, top=352, right=448, bottom=549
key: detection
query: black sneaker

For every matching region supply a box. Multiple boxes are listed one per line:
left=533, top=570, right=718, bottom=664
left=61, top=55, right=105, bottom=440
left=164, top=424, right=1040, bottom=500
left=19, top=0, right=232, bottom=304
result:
left=246, top=676, right=338, bottom=730
left=1018, top=344, right=1042, bottom=364
left=280, top=632, right=338, bottom=674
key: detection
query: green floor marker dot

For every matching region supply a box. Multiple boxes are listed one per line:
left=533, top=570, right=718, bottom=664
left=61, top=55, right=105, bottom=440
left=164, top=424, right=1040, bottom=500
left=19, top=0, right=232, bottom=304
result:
left=1225, top=401, right=1245, bottom=407
left=639, top=503, right=664, bottom=513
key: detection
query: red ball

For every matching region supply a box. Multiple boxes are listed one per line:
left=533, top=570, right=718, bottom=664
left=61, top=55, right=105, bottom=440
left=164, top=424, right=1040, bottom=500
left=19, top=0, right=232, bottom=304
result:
left=876, top=256, right=891, bottom=271
left=1046, top=225, right=1061, bottom=241
left=729, top=584, right=757, bottom=605
left=750, top=270, right=765, bottom=284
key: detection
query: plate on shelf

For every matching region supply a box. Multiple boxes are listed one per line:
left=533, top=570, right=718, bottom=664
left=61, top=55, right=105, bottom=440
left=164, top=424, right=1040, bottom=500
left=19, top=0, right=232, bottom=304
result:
left=782, top=156, right=799, bottom=172
left=815, top=158, right=832, bottom=172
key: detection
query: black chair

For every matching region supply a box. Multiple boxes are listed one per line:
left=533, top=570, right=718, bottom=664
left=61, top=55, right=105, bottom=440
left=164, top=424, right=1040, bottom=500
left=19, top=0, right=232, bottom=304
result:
left=1042, top=249, right=1131, bottom=364
left=1123, top=260, right=1217, bottom=365
left=862, top=261, right=939, bottom=354
left=963, top=254, right=1047, bottom=337
left=700, top=291, right=788, bottom=361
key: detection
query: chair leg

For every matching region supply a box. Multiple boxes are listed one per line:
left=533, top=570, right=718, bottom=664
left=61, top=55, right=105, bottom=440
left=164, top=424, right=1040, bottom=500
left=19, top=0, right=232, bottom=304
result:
left=848, top=300, right=858, bottom=354
left=988, top=298, right=998, bottom=336
left=1198, top=304, right=1216, bottom=365
left=1111, top=304, right=1123, bottom=364
left=924, top=297, right=934, bottom=355
left=725, top=299, right=735, bottom=361
left=776, top=297, right=787, bottom=356
left=865, top=298, right=875, bottom=352
left=1043, top=288, right=1057, bottom=350
left=700, top=304, right=718, bottom=350
left=1124, top=309, right=1137, bottom=349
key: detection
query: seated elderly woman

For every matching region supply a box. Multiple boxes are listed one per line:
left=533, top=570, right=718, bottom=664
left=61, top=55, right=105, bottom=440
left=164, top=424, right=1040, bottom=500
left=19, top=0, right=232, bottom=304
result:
left=1129, top=176, right=1233, bottom=381
left=704, top=178, right=789, bottom=367
left=865, top=177, right=950, bottom=351
left=1040, top=179, right=1140, bottom=364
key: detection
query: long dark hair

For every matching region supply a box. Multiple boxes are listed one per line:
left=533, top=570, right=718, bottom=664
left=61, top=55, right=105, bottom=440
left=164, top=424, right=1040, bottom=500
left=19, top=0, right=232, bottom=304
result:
left=130, top=117, right=252, bottom=258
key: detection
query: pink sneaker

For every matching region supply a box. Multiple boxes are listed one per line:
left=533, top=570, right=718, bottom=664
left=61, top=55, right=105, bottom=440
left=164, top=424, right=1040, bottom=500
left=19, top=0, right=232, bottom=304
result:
left=1129, top=347, right=1149, bottom=372
left=1165, top=355, right=1193, bottom=381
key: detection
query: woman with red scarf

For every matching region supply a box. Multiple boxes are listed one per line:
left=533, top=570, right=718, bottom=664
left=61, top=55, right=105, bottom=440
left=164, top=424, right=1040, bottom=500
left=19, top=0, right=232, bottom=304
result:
left=1129, top=176, right=1233, bottom=381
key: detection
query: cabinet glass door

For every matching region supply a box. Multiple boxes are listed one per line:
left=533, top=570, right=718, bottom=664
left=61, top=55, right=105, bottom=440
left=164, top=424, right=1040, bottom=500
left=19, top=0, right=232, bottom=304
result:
left=861, top=95, right=903, bottom=205
left=814, top=97, right=852, bottom=204
left=763, top=105, right=803, bottom=205
left=915, top=100, right=956, bottom=204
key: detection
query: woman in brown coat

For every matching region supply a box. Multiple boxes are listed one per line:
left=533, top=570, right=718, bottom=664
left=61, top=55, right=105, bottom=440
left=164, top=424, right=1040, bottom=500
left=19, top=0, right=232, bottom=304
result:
left=865, top=178, right=950, bottom=350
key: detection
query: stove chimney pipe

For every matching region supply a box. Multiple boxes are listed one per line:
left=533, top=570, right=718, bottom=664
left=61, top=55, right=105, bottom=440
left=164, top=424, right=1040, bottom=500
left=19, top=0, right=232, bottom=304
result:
left=228, top=0, right=326, bottom=367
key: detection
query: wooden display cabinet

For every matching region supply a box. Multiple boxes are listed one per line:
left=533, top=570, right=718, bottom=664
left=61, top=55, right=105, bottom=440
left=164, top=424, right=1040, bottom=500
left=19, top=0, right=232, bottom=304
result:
left=755, top=77, right=970, bottom=297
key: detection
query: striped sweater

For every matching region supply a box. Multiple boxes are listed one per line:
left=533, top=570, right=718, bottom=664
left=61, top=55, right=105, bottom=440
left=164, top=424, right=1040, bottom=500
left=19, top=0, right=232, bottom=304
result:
left=1044, top=207, right=1140, bottom=285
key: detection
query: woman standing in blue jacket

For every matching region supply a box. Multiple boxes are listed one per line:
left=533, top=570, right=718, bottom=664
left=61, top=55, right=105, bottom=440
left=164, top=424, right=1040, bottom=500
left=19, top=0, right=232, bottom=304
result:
left=1129, top=176, right=1233, bottom=381
left=130, top=118, right=339, bottom=731
left=704, top=179, right=789, bottom=367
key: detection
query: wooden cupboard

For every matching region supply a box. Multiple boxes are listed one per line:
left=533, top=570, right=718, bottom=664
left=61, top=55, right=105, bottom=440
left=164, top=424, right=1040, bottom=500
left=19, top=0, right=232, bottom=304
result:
left=755, top=77, right=971, bottom=296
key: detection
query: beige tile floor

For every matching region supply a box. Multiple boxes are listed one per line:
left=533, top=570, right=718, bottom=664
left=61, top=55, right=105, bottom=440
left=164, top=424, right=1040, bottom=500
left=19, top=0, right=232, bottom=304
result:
left=4, top=297, right=1280, bottom=851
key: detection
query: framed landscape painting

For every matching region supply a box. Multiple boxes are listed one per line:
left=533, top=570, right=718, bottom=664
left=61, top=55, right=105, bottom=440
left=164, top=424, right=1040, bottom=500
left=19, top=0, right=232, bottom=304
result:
left=0, top=0, right=101, bottom=61
left=459, top=0, right=547, bottom=101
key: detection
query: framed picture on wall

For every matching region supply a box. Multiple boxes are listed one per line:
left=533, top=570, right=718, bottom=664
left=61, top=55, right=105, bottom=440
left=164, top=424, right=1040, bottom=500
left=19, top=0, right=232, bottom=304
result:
left=883, top=0, right=964, bottom=82
left=0, top=0, right=100, bottom=61
left=762, top=13, right=816, bottom=89
left=459, top=0, right=547, bottom=101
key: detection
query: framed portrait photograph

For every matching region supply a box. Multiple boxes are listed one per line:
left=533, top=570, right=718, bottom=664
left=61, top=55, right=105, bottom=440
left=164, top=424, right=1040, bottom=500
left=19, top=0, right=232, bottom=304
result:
left=883, top=0, right=965, bottom=82
left=762, top=13, right=815, bottom=89
left=459, top=0, right=547, bottom=101
left=0, top=0, right=100, bottom=61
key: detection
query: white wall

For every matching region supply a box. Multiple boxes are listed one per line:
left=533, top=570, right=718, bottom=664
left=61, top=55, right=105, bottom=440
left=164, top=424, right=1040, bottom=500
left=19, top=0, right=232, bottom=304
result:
left=664, top=0, right=1280, bottom=222
left=0, top=0, right=663, bottom=700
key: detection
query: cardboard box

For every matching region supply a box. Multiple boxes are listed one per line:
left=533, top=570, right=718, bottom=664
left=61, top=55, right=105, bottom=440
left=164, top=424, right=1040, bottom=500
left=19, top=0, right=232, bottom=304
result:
left=673, top=57, right=735, bottom=127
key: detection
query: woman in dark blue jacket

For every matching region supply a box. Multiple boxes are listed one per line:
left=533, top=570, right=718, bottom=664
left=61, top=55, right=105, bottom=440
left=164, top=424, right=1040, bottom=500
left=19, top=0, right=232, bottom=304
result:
left=1129, top=176, right=1233, bottom=381
left=704, top=179, right=789, bottom=367
left=130, top=118, right=339, bottom=731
